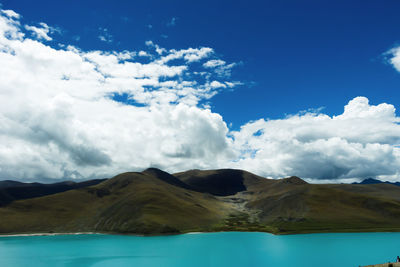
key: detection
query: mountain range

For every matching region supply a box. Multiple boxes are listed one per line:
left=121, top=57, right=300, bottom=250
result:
left=1, top=169, right=400, bottom=235
left=352, top=178, right=400, bottom=186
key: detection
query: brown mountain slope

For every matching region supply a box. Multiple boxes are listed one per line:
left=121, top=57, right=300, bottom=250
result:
left=175, top=169, right=400, bottom=233
left=0, top=170, right=231, bottom=235
left=1, top=169, right=400, bottom=235
left=244, top=180, right=400, bottom=233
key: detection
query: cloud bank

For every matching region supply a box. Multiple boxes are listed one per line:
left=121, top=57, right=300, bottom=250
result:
left=231, top=97, right=400, bottom=181
left=0, top=8, right=400, bottom=182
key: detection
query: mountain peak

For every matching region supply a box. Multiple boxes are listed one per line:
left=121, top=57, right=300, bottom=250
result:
left=359, top=178, right=383, bottom=184
left=281, top=176, right=308, bottom=185
left=143, top=167, right=168, bottom=175
left=142, top=168, right=192, bottom=190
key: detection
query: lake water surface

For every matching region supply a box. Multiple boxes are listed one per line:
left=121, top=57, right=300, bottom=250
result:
left=0, top=232, right=399, bottom=267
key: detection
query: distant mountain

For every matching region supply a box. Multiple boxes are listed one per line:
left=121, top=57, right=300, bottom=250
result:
left=0, top=179, right=107, bottom=206
left=353, top=178, right=400, bottom=186
left=1, top=169, right=400, bottom=235
left=0, top=180, right=39, bottom=188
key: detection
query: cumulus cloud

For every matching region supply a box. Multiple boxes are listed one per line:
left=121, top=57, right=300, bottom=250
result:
left=209, top=81, right=226, bottom=89
left=138, top=50, right=151, bottom=57
left=1, top=8, right=400, bottom=183
left=231, top=97, right=400, bottom=181
left=1, top=9, right=20, bottom=19
left=0, top=8, right=239, bottom=180
left=203, top=59, right=226, bottom=68
left=25, top=22, right=54, bottom=41
left=155, top=46, right=213, bottom=64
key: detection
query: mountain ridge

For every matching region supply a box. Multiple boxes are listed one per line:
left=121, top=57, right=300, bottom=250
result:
left=1, top=169, right=400, bottom=235
left=0, top=179, right=106, bottom=206
left=353, top=178, right=400, bottom=186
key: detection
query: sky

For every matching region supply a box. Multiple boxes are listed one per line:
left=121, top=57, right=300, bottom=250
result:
left=0, top=0, right=400, bottom=183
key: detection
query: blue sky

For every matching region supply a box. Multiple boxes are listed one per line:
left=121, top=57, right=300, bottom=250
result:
left=3, top=0, right=400, bottom=128
left=1, top=1, right=400, bottom=182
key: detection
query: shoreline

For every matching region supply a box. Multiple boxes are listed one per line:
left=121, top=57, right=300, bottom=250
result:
left=0, top=232, right=100, bottom=237
left=2, top=229, right=400, bottom=238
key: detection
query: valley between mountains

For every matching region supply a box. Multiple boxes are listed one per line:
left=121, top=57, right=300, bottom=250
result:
left=1, top=168, right=400, bottom=235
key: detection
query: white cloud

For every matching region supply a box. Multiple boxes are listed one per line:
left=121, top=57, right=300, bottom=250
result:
left=203, top=59, right=226, bottom=68
left=1, top=9, right=20, bottom=19
left=230, top=97, right=400, bottom=181
left=1, top=8, right=400, bottom=183
left=156, top=47, right=213, bottom=64
left=203, top=59, right=238, bottom=78
left=138, top=50, right=151, bottom=57
left=0, top=8, right=239, bottom=180
left=225, top=81, right=242, bottom=88
left=388, top=46, right=400, bottom=72
left=25, top=22, right=53, bottom=41
left=209, top=81, right=226, bottom=89
left=0, top=9, right=23, bottom=40
left=145, top=40, right=166, bottom=55
left=215, top=63, right=237, bottom=77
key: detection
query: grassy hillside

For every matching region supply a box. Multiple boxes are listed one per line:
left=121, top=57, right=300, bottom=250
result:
left=1, top=168, right=400, bottom=235
left=0, top=170, right=231, bottom=235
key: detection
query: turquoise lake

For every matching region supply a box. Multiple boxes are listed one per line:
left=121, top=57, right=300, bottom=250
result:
left=0, top=232, right=399, bottom=266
